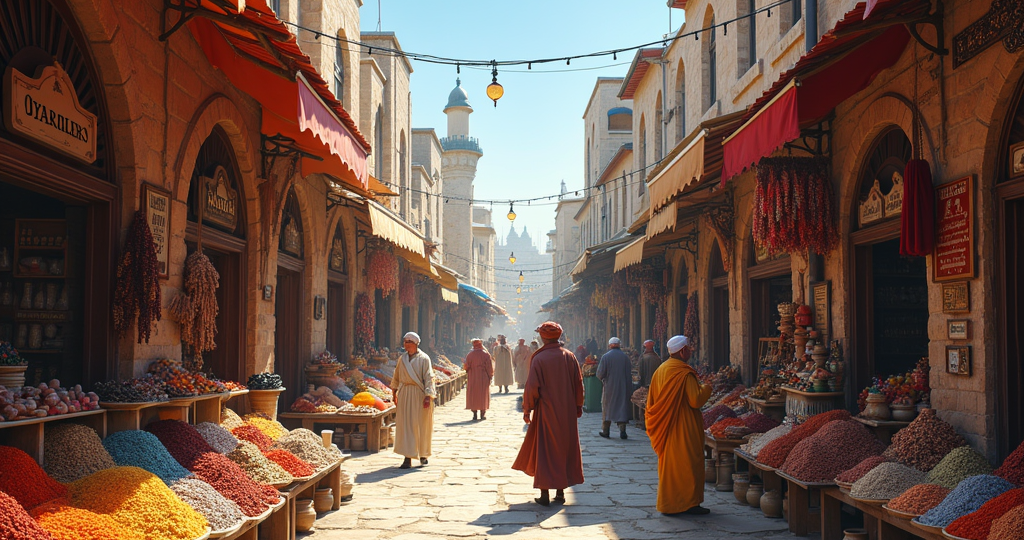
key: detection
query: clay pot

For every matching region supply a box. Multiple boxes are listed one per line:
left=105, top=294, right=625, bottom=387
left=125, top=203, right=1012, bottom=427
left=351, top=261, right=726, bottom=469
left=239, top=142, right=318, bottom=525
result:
left=337, top=471, right=354, bottom=499
left=761, top=489, right=783, bottom=518
left=247, top=388, right=285, bottom=421
left=715, top=457, right=735, bottom=492
left=314, top=488, right=333, bottom=513
left=704, top=458, right=717, bottom=484
left=295, top=499, right=315, bottom=532
left=732, top=475, right=750, bottom=504
left=864, top=393, right=891, bottom=420
left=843, top=528, right=869, bottom=540
left=0, top=365, right=27, bottom=388
left=746, top=483, right=764, bottom=508
left=349, top=433, right=367, bottom=452
left=890, top=404, right=917, bottom=422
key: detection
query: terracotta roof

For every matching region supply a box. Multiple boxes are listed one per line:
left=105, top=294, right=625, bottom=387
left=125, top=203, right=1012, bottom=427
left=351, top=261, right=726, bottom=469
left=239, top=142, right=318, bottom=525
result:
left=618, top=48, right=664, bottom=100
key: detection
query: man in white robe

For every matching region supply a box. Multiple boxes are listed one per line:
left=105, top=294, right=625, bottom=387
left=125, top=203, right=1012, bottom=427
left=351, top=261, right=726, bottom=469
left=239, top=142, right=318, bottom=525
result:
left=390, top=332, right=437, bottom=469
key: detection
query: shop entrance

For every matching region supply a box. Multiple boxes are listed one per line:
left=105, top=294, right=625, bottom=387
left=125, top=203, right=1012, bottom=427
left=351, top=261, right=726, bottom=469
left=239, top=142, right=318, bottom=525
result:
left=709, top=241, right=730, bottom=369
left=275, top=266, right=302, bottom=408
left=327, top=278, right=347, bottom=357
left=182, top=241, right=245, bottom=383
left=749, top=250, right=792, bottom=385
left=375, top=289, right=393, bottom=348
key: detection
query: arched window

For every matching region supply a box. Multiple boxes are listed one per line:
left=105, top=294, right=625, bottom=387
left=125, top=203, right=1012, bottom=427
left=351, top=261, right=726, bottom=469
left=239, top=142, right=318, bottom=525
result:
left=334, top=40, right=345, bottom=101
left=655, top=92, right=664, bottom=162
left=608, top=108, right=632, bottom=131
left=675, top=61, right=686, bottom=142
left=737, top=0, right=757, bottom=74
left=703, top=9, right=718, bottom=111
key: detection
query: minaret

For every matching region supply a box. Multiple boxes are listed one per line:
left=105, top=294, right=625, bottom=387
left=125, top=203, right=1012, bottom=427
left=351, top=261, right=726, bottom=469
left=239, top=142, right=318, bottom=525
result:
left=441, top=79, right=483, bottom=279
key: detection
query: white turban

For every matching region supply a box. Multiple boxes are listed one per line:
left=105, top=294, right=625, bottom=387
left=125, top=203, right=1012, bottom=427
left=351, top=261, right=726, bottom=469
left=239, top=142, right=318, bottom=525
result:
left=667, top=335, right=689, bottom=354
left=403, top=332, right=421, bottom=345
left=608, top=337, right=621, bottom=346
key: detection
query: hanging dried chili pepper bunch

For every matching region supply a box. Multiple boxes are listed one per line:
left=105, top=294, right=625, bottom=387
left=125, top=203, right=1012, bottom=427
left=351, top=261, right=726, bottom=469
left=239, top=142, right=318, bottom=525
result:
left=753, top=156, right=839, bottom=256
left=606, top=272, right=634, bottom=321
left=354, top=292, right=375, bottom=351
left=399, top=271, right=416, bottom=307
left=653, top=305, right=668, bottom=344
left=366, top=243, right=399, bottom=297
left=169, top=250, right=220, bottom=370
left=113, top=211, right=162, bottom=344
left=683, top=291, right=699, bottom=349
left=590, top=278, right=611, bottom=310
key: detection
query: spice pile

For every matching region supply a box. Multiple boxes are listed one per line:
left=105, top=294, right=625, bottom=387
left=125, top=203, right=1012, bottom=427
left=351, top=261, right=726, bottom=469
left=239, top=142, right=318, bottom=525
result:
left=145, top=420, right=215, bottom=467
left=781, top=420, right=885, bottom=483
left=246, top=373, right=283, bottom=390
left=740, top=423, right=791, bottom=458
left=195, top=422, right=239, bottom=454
left=103, top=430, right=192, bottom=485
left=93, top=378, right=168, bottom=403
left=271, top=429, right=342, bottom=471
left=758, top=409, right=852, bottom=468
left=945, top=488, right=1024, bottom=540
left=227, top=442, right=292, bottom=485
left=740, top=412, right=780, bottom=433
left=242, top=413, right=288, bottom=440
left=850, top=462, right=925, bottom=501
left=232, top=424, right=275, bottom=451
left=263, top=450, right=314, bottom=478
left=917, top=475, right=1016, bottom=528
left=886, top=484, right=951, bottom=516
left=43, top=424, right=116, bottom=483
left=32, top=501, right=144, bottom=540
left=836, top=456, right=889, bottom=485
left=169, top=478, right=245, bottom=533
left=994, top=440, right=1024, bottom=486
left=883, top=408, right=966, bottom=471
left=702, top=405, right=737, bottom=429
left=188, top=452, right=279, bottom=517
left=0, top=446, right=67, bottom=510
left=220, top=407, right=245, bottom=430
left=0, top=490, right=54, bottom=540
left=925, top=446, right=994, bottom=489
left=708, top=417, right=748, bottom=439
left=989, top=505, right=1024, bottom=539
left=67, top=466, right=209, bottom=540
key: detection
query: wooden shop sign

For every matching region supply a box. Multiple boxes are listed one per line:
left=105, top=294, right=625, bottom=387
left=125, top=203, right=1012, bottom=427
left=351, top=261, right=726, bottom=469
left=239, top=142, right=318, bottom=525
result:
left=4, top=63, right=98, bottom=163
left=201, top=166, right=239, bottom=232
left=934, top=176, right=974, bottom=282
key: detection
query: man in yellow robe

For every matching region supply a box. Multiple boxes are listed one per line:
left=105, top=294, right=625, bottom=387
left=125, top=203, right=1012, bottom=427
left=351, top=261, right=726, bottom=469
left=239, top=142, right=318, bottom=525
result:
left=646, top=335, right=712, bottom=515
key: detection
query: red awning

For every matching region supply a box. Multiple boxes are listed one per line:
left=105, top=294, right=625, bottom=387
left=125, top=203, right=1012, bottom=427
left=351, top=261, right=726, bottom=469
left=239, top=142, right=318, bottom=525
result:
left=187, top=0, right=370, bottom=189
left=720, top=0, right=931, bottom=183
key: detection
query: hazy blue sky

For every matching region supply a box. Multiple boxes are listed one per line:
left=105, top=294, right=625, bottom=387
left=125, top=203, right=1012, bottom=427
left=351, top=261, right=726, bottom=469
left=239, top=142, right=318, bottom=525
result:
left=359, top=1, right=676, bottom=255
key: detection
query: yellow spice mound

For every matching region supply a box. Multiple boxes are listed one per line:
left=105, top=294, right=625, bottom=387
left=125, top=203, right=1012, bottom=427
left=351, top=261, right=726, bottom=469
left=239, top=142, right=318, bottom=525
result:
left=31, top=499, right=146, bottom=540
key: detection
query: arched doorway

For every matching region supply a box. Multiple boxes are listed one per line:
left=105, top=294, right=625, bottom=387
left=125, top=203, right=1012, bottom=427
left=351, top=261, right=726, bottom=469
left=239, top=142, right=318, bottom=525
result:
left=276, top=188, right=305, bottom=409
left=748, top=238, right=791, bottom=385
left=849, top=128, right=928, bottom=401
left=0, top=0, right=118, bottom=385
left=709, top=240, right=729, bottom=368
left=184, top=127, right=247, bottom=384
left=326, top=219, right=348, bottom=357
left=997, top=76, right=1024, bottom=460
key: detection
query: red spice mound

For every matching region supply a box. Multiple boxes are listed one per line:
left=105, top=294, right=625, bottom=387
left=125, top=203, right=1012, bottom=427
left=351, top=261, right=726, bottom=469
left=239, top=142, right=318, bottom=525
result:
left=741, top=412, right=781, bottom=433
left=945, top=488, right=1024, bottom=540
left=145, top=419, right=215, bottom=468
left=995, top=440, right=1024, bottom=486
left=0, top=446, right=67, bottom=510
left=989, top=504, right=1024, bottom=539
left=887, top=484, right=951, bottom=515
left=758, top=409, right=852, bottom=468
left=263, top=450, right=314, bottom=478
left=780, top=420, right=885, bottom=483
left=0, top=490, right=55, bottom=540
left=882, top=408, right=966, bottom=472
left=709, top=418, right=747, bottom=439
left=189, top=452, right=279, bottom=517
left=232, top=424, right=274, bottom=452
left=836, top=456, right=890, bottom=484
left=702, top=405, right=736, bottom=429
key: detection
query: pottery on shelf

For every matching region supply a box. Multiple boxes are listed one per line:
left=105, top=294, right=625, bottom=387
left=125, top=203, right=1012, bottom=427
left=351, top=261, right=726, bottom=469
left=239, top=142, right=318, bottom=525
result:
left=890, top=404, right=917, bottom=422
left=864, top=393, right=891, bottom=420
left=247, top=388, right=286, bottom=421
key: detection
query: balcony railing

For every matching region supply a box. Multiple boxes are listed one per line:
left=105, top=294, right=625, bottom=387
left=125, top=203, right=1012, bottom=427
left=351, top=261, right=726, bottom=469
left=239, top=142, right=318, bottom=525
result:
left=440, top=135, right=483, bottom=154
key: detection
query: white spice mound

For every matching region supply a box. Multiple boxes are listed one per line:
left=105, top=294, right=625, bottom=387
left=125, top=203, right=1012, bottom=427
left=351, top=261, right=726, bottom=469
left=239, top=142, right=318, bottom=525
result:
left=742, top=423, right=792, bottom=458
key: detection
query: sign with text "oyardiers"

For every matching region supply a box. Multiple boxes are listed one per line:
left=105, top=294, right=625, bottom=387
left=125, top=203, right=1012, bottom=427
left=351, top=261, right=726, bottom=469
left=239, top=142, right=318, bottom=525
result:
left=3, top=63, right=98, bottom=163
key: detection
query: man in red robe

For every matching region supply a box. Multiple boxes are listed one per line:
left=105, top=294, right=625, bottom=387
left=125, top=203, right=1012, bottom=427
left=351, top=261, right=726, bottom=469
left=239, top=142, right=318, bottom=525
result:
left=464, top=338, right=494, bottom=421
left=512, top=321, right=585, bottom=506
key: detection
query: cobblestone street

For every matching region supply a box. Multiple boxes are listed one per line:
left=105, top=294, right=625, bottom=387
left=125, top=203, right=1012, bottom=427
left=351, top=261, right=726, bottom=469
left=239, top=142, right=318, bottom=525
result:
left=309, top=388, right=797, bottom=539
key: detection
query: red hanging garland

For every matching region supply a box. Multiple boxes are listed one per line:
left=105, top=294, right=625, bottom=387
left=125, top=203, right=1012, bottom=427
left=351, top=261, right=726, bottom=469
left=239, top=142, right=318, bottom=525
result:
left=399, top=272, right=416, bottom=307
left=683, top=291, right=699, bottom=350
left=113, top=211, right=162, bottom=344
left=366, top=244, right=399, bottom=297
left=753, top=156, right=839, bottom=256
left=354, top=292, right=375, bottom=351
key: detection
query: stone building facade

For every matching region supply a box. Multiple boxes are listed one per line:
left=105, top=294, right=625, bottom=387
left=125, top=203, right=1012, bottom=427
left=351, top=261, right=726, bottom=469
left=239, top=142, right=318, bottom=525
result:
left=471, top=207, right=497, bottom=298
left=411, top=128, right=445, bottom=246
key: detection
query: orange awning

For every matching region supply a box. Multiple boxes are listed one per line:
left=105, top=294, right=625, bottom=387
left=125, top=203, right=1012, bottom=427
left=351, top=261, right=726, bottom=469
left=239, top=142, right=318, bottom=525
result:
left=186, top=0, right=370, bottom=189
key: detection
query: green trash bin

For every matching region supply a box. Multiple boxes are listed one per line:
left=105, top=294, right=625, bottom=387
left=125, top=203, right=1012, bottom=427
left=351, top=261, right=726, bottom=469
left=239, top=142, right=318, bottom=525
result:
left=583, top=376, right=602, bottom=413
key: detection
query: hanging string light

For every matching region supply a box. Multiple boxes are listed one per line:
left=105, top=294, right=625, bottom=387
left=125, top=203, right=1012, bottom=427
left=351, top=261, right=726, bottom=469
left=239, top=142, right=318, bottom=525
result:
left=519, top=271, right=524, bottom=283
left=509, top=252, right=516, bottom=264
left=507, top=202, right=516, bottom=222
left=516, top=286, right=521, bottom=294
left=486, top=61, right=504, bottom=107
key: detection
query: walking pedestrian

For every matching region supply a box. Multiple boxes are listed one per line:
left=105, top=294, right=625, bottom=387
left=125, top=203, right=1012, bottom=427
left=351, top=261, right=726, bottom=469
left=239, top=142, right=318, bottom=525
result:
left=492, top=335, right=515, bottom=393
left=646, top=335, right=712, bottom=515
left=574, top=342, right=589, bottom=368
left=390, top=332, right=437, bottom=469
left=512, top=321, right=585, bottom=507
left=513, top=338, right=532, bottom=389
left=638, top=340, right=664, bottom=387
left=529, top=340, right=539, bottom=354
left=596, top=337, right=633, bottom=440
left=464, top=338, right=494, bottom=421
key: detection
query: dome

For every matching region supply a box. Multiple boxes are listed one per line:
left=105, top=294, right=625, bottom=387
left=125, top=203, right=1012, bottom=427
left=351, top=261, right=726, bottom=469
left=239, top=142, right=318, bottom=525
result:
left=444, top=78, right=472, bottom=111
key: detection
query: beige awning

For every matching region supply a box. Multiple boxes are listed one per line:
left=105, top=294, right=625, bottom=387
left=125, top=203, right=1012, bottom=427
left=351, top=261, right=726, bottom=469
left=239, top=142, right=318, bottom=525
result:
left=570, top=252, right=589, bottom=276
left=647, top=130, right=706, bottom=215
left=647, top=201, right=679, bottom=240
left=368, top=201, right=425, bottom=257
left=432, top=263, right=459, bottom=291
left=613, top=237, right=646, bottom=272
left=441, top=287, right=459, bottom=304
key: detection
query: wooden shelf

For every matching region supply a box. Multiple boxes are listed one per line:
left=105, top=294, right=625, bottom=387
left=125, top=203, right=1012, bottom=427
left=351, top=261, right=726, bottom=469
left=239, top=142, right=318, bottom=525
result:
left=0, top=408, right=106, bottom=464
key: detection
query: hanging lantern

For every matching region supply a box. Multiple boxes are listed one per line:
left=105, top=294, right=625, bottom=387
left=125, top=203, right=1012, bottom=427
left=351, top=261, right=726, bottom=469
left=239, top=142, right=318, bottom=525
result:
left=516, top=286, right=521, bottom=294
left=509, top=252, right=516, bottom=264
left=487, top=62, right=504, bottom=107
left=519, top=271, right=524, bottom=283
left=507, top=202, right=516, bottom=222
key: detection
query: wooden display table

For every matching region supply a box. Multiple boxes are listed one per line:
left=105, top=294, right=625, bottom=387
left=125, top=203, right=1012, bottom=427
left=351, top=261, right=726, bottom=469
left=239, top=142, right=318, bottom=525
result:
left=0, top=409, right=106, bottom=464
left=704, top=433, right=744, bottom=464
left=777, top=470, right=831, bottom=536
left=821, top=486, right=944, bottom=540
left=746, top=396, right=786, bottom=423
left=853, top=416, right=911, bottom=444
left=101, top=393, right=228, bottom=434
left=275, top=460, right=343, bottom=540
left=733, top=448, right=784, bottom=494
left=279, top=408, right=396, bottom=453
left=782, top=387, right=844, bottom=420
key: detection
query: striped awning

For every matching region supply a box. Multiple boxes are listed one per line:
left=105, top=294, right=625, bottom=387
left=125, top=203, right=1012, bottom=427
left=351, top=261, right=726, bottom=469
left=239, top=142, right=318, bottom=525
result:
left=614, top=237, right=646, bottom=272
left=367, top=201, right=425, bottom=257
left=570, top=252, right=589, bottom=276
left=440, top=287, right=459, bottom=304
left=647, top=201, right=679, bottom=240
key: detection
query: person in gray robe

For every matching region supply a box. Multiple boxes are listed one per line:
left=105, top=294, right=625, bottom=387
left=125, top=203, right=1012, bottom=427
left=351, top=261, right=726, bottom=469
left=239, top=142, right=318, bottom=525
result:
left=596, top=337, right=633, bottom=439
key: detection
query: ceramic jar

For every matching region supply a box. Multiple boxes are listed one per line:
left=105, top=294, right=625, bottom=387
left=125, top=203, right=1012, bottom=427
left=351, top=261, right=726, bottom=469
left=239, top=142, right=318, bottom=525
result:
left=295, top=499, right=315, bottom=532
left=761, top=489, right=783, bottom=518
left=890, top=404, right=917, bottom=422
left=314, top=488, right=333, bottom=513
left=864, top=393, right=891, bottom=420
left=715, top=456, right=735, bottom=492
left=732, top=474, right=750, bottom=504
left=746, top=483, right=764, bottom=508
left=843, top=528, right=869, bottom=540
left=704, top=458, right=717, bottom=484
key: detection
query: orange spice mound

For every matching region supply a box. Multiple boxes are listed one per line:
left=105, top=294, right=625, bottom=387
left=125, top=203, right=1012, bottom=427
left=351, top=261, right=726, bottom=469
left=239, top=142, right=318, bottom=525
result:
left=757, top=409, right=851, bottom=468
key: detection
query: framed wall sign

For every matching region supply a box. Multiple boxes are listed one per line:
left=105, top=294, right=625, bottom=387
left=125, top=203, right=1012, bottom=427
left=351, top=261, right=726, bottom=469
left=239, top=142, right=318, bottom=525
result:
left=811, top=281, right=831, bottom=340
left=941, top=281, right=970, bottom=313
left=934, top=176, right=975, bottom=281
left=313, top=295, right=326, bottom=320
left=1010, top=141, right=1024, bottom=179
left=947, top=319, right=970, bottom=340
left=945, top=345, right=971, bottom=376
left=141, top=183, right=171, bottom=279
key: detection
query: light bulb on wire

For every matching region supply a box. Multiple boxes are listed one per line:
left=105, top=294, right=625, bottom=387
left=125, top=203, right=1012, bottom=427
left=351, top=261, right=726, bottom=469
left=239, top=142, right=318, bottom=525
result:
left=486, top=62, right=504, bottom=106
left=509, top=252, right=516, bottom=264
left=519, top=271, right=524, bottom=283
left=507, top=202, right=516, bottom=222
left=516, top=286, right=521, bottom=294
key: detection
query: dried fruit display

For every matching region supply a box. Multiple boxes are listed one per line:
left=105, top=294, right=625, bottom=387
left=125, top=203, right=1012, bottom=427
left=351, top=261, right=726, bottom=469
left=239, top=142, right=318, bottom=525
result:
left=945, top=488, right=1024, bottom=540
left=683, top=291, right=699, bottom=351
left=113, top=211, right=161, bottom=344
left=1, top=381, right=100, bottom=421
left=246, top=372, right=283, bottom=390
left=93, top=378, right=168, bottom=403
left=354, top=292, right=375, bottom=350
left=883, top=408, right=967, bottom=471
left=399, top=271, right=416, bottom=306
